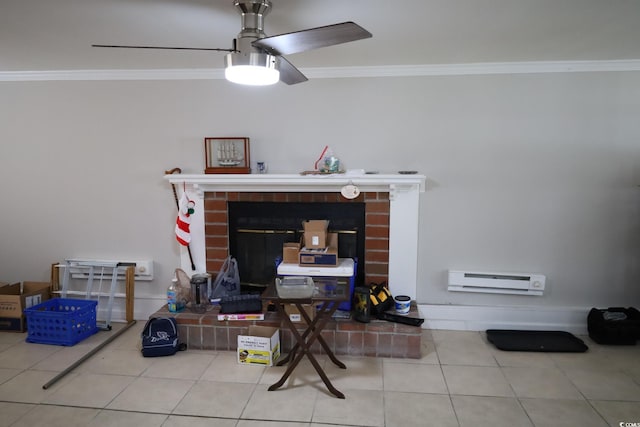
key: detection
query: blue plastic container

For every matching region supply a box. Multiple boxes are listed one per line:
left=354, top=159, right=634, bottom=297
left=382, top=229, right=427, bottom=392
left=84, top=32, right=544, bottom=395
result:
left=24, top=298, right=98, bottom=346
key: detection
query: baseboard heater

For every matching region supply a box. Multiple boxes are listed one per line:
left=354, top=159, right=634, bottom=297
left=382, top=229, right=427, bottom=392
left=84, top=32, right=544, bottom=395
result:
left=448, top=270, right=545, bottom=296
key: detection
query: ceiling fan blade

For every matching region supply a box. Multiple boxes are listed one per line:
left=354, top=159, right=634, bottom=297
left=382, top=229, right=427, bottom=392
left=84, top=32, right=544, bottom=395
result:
left=252, top=21, right=371, bottom=56
left=91, top=44, right=234, bottom=52
left=278, top=56, right=308, bottom=85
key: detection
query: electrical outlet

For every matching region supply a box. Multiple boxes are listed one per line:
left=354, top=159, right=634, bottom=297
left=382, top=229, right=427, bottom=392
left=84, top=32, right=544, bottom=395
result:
left=135, top=261, right=153, bottom=278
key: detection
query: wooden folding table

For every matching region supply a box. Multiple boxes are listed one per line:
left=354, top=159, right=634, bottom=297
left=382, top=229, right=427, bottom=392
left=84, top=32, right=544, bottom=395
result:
left=262, top=280, right=348, bottom=398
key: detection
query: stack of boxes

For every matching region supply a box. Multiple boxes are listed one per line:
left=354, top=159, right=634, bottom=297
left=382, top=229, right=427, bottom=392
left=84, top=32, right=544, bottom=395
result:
left=283, top=220, right=339, bottom=266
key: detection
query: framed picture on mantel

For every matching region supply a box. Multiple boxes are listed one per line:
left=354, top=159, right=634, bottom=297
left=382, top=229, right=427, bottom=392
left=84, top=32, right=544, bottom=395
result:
left=204, top=137, right=251, bottom=174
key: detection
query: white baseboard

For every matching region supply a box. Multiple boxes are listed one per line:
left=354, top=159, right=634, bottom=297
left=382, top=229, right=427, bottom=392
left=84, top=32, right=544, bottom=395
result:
left=417, top=304, right=590, bottom=335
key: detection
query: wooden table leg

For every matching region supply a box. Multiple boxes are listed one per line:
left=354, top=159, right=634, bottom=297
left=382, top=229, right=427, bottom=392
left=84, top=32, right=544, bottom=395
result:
left=301, top=301, right=346, bottom=369
left=125, top=266, right=135, bottom=323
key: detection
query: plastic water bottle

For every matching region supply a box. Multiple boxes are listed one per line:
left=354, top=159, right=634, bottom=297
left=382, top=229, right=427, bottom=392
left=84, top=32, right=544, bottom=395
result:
left=167, top=278, right=183, bottom=313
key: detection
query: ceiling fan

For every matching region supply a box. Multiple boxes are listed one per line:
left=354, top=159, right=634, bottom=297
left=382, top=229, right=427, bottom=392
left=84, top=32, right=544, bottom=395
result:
left=92, top=0, right=372, bottom=86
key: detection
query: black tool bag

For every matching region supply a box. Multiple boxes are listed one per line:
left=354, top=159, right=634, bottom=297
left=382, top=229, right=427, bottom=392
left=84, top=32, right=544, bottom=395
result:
left=141, top=317, right=187, bottom=357
left=353, top=282, right=393, bottom=322
left=369, top=282, right=394, bottom=315
left=353, top=282, right=424, bottom=326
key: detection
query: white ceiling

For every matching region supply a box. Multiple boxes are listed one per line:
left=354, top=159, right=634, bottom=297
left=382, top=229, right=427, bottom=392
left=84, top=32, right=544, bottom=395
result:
left=2, top=0, right=640, bottom=73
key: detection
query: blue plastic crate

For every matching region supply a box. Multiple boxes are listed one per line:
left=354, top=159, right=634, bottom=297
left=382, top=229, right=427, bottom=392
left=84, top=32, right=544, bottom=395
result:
left=24, top=298, right=98, bottom=346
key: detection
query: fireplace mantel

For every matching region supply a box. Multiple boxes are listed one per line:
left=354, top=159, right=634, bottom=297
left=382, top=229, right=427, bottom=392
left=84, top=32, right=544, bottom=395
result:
left=165, top=173, right=425, bottom=199
left=164, top=173, right=426, bottom=300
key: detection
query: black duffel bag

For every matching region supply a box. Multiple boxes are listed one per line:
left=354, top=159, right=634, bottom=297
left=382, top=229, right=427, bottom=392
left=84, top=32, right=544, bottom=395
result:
left=587, top=307, right=640, bottom=345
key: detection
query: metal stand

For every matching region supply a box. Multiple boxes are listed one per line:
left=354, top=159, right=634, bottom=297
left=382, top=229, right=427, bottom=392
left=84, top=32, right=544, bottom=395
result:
left=54, top=259, right=136, bottom=330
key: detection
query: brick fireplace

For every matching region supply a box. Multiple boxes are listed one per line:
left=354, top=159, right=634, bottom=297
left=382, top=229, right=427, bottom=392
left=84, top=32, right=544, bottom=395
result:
left=167, top=173, right=425, bottom=299
left=162, top=173, right=426, bottom=358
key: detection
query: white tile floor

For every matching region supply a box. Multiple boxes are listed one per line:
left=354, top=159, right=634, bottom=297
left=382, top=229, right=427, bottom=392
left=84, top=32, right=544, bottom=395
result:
left=0, top=322, right=639, bottom=426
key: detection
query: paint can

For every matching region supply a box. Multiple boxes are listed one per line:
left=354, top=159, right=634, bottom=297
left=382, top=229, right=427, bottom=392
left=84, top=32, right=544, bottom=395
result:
left=394, top=295, right=411, bottom=315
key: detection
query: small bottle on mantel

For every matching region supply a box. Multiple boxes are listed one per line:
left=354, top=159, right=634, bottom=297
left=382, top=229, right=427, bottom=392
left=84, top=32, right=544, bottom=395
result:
left=167, top=277, right=183, bottom=313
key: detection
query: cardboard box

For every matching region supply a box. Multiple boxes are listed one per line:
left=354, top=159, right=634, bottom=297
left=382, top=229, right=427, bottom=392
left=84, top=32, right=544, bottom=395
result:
left=284, top=304, right=316, bottom=324
left=303, top=220, right=329, bottom=249
left=299, top=232, right=338, bottom=266
left=282, top=241, right=302, bottom=264
left=0, top=281, right=51, bottom=332
left=237, top=325, right=280, bottom=366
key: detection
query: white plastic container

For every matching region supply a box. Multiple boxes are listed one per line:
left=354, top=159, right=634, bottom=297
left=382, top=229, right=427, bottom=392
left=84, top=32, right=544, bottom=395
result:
left=277, top=258, right=354, bottom=276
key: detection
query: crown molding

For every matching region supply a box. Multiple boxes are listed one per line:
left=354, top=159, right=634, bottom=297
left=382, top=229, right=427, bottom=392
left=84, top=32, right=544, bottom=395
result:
left=0, top=68, right=223, bottom=81
left=308, top=59, right=640, bottom=78
left=1, top=59, right=639, bottom=82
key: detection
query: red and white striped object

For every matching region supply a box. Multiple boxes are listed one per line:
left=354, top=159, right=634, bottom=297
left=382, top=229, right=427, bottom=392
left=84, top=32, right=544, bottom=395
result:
left=175, top=192, right=193, bottom=246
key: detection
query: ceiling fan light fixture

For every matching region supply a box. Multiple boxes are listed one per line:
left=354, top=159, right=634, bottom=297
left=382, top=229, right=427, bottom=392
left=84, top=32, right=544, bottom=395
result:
left=224, top=52, right=280, bottom=86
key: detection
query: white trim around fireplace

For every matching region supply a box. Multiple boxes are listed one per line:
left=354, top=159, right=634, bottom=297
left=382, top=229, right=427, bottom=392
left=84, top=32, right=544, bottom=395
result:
left=165, top=173, right=426, bottom=299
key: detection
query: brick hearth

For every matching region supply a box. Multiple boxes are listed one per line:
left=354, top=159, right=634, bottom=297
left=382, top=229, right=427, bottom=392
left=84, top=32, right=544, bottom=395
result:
left=152, top=304, right=422, bottom=359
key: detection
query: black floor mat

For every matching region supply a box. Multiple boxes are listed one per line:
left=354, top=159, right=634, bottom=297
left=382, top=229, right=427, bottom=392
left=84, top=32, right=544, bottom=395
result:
left=486, top=329, right=588, bottom=352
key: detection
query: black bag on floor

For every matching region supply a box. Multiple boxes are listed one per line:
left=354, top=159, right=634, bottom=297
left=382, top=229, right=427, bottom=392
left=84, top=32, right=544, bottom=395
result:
left=141, top=317, right=187, bottom=357
left=587, top=307, right=640, bottom=345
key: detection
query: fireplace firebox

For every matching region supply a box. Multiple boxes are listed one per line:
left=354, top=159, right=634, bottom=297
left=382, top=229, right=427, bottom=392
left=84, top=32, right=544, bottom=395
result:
left=228, top=201, right=366, bottom=287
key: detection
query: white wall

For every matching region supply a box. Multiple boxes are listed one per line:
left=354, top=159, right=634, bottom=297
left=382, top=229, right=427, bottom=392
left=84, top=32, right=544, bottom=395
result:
left=1, top=71, right=639, bottom=322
